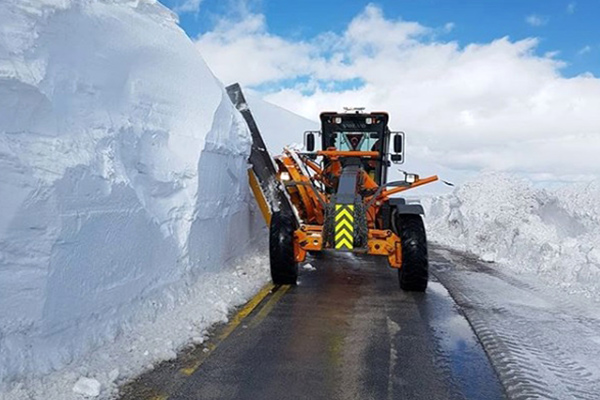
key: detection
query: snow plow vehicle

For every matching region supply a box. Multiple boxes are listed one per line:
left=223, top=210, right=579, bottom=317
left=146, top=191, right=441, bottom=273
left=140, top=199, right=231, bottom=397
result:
left=227, top=84, right=438, bottom=291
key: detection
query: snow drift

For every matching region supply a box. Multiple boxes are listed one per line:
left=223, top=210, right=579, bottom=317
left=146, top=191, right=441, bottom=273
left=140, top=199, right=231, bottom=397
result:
left=426, top=174, right=600, bottom=299
left=0, top=0, right=269, bottom=392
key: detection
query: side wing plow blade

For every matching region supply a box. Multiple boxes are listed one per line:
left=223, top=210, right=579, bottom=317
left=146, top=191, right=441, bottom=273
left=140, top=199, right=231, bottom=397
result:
left=226, top=83, right=297, bottom=224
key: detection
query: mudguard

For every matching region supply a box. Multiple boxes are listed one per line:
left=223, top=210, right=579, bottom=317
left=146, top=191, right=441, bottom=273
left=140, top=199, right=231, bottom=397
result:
left=389, top=198, right=424, bottom=215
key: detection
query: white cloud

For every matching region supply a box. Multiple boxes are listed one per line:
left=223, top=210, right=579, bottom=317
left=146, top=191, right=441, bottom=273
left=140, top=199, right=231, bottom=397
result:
left=195, top=14, right=318, bottom=86
left=578, top=45, right=591, bottom=55
left=173, top=0, right=202, bottom=14
left=567, top=2, right=576, bottom=14
left=195, top=5, right=600, bottom=184
left=444, top=22, right=456, bottom=33
left=526, top=14, right=549, bottom=27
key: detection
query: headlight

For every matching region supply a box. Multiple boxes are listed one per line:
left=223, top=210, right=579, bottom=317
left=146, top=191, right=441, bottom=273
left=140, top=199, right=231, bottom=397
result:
left=280, top=172, right=291, bottom=181
left=405, top=173, right=418, bottom=184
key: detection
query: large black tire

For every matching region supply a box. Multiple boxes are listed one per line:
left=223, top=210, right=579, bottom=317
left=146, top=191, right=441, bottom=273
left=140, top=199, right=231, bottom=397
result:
left=393, top=213, right=429, bottom=292
left=269, top=212, right=298, bottom=285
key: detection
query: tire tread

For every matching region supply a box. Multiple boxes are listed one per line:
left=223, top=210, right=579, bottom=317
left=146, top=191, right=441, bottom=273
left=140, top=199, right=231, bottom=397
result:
left=269, top=212, right=298, bottom=285
left=394, top=213, right=429, bottom=292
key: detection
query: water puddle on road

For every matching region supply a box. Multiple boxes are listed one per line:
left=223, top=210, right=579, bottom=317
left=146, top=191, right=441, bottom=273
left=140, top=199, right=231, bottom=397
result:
left=420, top=280, right=506, bottom=399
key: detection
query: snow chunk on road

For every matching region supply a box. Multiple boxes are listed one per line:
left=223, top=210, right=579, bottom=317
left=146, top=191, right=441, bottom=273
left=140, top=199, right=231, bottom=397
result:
left=426, top=173, right=600, bottom=299
left=72, top=377, right=101, bottom=397
left=302, top=263, right=316, bottom=271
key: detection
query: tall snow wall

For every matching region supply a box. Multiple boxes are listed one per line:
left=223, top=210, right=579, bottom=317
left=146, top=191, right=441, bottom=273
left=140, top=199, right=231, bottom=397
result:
left=0, top=0, right=263, bottom=386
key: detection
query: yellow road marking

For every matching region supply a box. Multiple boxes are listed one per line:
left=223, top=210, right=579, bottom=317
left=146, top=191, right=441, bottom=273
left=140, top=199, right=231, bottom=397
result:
left=179, top=367, right=196, bottom=377
left=249, top=285, right=290, bottom=328
left=179, top=283, right=275, bottom=376
left=179, top=366, right=198, bottom=376
left=179, top=342, right=217, bottom=376
left=149, top=395, right=169, bottom=400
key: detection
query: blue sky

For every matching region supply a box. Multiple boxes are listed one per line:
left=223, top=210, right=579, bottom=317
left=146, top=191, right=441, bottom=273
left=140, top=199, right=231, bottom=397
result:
left=160, top=0, right=598, bottom=77
left=156, top=0, right=600, bottom=183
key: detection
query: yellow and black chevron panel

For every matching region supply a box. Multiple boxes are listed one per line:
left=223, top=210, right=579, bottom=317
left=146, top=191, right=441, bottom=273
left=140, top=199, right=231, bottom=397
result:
left=334, top=204, right=354, bottom=250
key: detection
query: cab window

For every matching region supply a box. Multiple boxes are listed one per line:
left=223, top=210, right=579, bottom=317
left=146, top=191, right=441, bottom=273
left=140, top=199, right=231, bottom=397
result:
left=335, top=132, right=380, bottom=151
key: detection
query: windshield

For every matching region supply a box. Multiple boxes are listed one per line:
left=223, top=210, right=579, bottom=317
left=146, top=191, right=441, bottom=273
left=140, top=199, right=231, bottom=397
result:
left=334, top=132, right=380, bottom=152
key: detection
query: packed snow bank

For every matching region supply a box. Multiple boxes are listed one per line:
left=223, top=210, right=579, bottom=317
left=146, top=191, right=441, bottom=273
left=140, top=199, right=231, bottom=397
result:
left=426, top=173, right=600, bottom=299
left=4, top=254, right=269, bottom=400
left=0, top=0, right=267, bottom=394
left=246, top=94, right=319, bottom=154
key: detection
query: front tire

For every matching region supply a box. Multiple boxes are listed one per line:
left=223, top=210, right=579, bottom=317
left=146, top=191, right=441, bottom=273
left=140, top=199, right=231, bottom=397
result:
left=394, top=213, right=429, bottom=292
left=269, top=212, right=298, bottom=285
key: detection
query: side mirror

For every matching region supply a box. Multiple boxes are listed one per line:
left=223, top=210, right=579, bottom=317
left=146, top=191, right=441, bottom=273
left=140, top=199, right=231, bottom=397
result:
left=304, top=131, right=317, bottom=152
left=390, top=131, right=405, bottom=164
left=394, top=134, right=403, bottom=153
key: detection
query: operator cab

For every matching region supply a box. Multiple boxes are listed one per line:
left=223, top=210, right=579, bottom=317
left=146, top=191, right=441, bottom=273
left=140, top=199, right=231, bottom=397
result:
left=304, top=111, right=405, bottom=185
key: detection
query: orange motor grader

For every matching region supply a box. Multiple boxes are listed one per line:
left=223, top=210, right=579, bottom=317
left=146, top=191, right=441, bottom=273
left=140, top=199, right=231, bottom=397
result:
left=227, top=84, right=438, bottom=292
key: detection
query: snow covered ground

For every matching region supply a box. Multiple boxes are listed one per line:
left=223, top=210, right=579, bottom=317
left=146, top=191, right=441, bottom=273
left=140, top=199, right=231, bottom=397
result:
left=425, top=173, right=600, bottom=301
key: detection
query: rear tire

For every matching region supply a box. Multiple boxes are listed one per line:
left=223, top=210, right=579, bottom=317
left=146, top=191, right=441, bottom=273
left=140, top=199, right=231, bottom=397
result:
left=269, top=212, right=298, bottom=285
left=393, top=213, right=428, bottom=292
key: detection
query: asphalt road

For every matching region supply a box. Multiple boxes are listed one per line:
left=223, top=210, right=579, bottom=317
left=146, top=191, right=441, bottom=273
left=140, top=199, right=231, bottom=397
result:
left=120, top=250, right=506, bottom=400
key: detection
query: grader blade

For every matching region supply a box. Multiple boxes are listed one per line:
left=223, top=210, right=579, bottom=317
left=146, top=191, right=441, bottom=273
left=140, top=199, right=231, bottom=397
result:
left=226, top=83, right=296, bottom=224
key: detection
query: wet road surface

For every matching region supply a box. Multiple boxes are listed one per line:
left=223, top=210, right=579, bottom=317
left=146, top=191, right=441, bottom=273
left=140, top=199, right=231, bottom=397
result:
left=431, top=246, right=600, bottom=400
left=120, top=250, right=505, bottom=400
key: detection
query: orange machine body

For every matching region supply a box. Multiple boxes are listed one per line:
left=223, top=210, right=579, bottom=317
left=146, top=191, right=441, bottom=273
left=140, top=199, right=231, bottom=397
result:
left=274, top=148, right=437, bottom=268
